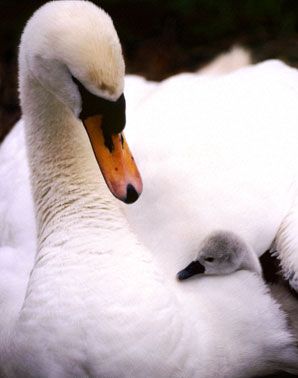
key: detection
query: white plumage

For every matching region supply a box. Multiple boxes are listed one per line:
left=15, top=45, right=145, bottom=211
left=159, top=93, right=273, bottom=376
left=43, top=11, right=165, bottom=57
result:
left=124, top=60, right=298, bottom=290
left=0, top=1, right=297, bottom=377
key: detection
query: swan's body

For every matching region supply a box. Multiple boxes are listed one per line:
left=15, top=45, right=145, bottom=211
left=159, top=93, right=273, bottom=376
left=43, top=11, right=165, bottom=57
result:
left=177, top=230, right=262, bottom=280
left=124, top=61, right=298, bottom=293
left=0, top=2, right=298, bottom=376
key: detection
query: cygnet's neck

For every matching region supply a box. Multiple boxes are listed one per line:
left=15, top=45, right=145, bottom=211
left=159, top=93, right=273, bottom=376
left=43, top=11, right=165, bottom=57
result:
left=240, top=246, right=262, bottom=275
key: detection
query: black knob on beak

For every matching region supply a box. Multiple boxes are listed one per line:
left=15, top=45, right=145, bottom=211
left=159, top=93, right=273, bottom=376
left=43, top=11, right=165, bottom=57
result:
left=124, top=184, right=139, bottom=204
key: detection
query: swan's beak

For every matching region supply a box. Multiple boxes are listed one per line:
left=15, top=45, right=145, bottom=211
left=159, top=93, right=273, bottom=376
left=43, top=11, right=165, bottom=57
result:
left=83, top=115, right=143, bottom=204
left=177, top=261, right=205, bottom=281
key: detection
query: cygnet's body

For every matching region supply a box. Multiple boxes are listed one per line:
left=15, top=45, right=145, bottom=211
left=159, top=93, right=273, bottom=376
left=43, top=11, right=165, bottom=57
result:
left=177, top=231, right=262, bottom=280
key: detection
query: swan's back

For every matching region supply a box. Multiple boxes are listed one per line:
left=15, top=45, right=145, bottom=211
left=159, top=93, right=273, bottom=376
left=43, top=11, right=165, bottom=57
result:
left=125, top=60, right=298, bottom=275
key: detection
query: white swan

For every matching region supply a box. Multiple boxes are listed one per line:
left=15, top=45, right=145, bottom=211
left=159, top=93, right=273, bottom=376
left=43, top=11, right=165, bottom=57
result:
left=0, top=1, right=298, bottom=376
left=177, top=230, right=262, bottom=280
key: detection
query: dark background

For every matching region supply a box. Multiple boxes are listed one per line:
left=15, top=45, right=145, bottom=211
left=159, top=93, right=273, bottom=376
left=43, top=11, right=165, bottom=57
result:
left=0, top=2, right=298, bottom=376
left=1, top=0, right=298, bottom=142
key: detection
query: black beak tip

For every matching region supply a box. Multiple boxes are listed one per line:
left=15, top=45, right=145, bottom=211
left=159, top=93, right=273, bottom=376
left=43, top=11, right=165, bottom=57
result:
left=176, top=260, right=206, bottom=281
left=177, top=270, right=191, bottom=281
left=124, top=184, right=139, bottom=204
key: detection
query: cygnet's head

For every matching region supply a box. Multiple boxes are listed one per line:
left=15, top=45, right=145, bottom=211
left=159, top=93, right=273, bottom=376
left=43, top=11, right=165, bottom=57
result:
left=177, top=231, right=262, bottom=281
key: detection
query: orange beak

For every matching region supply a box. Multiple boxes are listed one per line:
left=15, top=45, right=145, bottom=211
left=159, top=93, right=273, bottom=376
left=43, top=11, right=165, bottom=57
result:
left=83, top=115, right=143, bottom=203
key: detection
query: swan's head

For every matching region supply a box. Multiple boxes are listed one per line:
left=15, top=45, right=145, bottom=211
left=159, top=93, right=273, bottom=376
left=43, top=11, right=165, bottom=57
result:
left=19, top=1, right=142, bottom=204
left=177, top=231, right=262, bottom=280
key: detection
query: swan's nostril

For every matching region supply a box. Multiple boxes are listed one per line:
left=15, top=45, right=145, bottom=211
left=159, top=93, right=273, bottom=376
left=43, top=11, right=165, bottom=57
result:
left=124, top=184, right=139, bottom=204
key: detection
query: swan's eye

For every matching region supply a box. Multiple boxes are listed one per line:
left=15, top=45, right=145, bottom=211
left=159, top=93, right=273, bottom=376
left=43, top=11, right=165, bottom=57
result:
left=204, top=257, right=214, bottom=262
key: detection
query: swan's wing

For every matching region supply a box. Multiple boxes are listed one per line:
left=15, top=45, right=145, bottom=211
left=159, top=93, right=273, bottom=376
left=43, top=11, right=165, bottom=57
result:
left=188, top=271, right=298, bottom=375
left=0, top=120, right=36, bottom=326
left=0, top=120, right=36, bottom=250
left=125, top=60, right=298, bottom=269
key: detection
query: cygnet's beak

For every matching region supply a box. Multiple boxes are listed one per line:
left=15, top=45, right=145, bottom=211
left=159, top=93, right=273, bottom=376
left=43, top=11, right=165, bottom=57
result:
left=177, top=260, right=205, bottom=281
left=83, top=115, right=142, bottom=204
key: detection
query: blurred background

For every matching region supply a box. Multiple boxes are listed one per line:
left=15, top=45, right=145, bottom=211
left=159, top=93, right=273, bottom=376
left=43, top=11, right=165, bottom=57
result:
left=1, top=0, right=298, bottom=142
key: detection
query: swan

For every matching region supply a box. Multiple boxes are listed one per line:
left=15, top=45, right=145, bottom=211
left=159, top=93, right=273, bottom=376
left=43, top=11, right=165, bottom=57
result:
left=177, top=230, right=262, bottom=280
left=0, top=1, right=298, bottom=376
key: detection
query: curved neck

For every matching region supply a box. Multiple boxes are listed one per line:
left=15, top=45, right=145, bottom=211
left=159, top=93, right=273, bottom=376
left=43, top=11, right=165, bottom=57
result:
left=21, top=70, right=126, bottom=258
left=240, top=248, right=262, bottom=275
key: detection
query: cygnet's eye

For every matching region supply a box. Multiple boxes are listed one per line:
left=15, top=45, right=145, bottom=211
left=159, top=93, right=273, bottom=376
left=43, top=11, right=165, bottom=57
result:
left=204, top=257, right=214, bottom=262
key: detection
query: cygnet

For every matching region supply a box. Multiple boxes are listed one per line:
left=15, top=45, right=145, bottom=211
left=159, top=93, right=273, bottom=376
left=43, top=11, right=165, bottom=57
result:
left=177, top=230, right=262, bottom=280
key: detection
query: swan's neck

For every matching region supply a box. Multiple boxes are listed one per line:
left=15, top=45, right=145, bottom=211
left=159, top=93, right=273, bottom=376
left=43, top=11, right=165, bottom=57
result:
left=22, top=72, right=125, bottom=251
left=16, top=71, right=186, bottom=378
left=18, top=73, right=147, bottom=332
left=18, top=70, right=156, bottom=319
